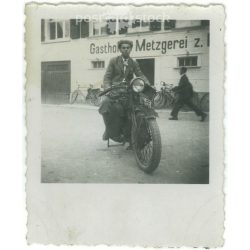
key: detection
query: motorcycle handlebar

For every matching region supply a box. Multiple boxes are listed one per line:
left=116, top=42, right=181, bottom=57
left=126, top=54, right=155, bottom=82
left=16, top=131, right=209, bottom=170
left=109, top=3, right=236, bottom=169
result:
left=98, top=85, right=127, bottom=97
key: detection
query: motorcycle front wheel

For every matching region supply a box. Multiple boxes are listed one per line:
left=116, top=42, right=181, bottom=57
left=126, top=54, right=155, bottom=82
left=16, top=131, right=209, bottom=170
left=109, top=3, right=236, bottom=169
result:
left=132, top=117, right=162, bottom=174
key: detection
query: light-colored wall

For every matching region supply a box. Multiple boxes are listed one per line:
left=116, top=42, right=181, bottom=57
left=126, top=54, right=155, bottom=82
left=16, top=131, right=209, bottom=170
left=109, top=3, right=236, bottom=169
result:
left=40, top=27, right=209, bottom=93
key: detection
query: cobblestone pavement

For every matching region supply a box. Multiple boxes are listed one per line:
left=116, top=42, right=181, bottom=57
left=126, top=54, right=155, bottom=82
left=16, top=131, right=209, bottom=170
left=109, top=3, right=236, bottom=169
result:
left=41, top=105, right=209, bottom=183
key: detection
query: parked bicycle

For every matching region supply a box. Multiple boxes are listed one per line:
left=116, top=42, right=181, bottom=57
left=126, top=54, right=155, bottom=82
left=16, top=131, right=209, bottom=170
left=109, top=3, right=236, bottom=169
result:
left=70, top=84, right=85, bottom=104
left=70, top=84, right=103, bottom=106
left=154, top=81, right=209, bottom=112
left=154, top=82, right=175, bottom=109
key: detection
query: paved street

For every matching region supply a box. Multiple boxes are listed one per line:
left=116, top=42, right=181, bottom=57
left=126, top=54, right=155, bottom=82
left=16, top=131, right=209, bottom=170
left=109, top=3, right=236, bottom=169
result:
left=41, top=105, right=209, bottom=184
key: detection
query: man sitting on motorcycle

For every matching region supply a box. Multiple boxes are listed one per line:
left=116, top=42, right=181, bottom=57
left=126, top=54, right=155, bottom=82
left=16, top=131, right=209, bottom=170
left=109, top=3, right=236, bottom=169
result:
left=99, top=40, right=150, bottom=142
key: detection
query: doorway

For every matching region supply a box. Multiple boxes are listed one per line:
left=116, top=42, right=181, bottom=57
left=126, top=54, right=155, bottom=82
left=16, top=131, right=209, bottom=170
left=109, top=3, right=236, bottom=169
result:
left=136, top=58, right=155, bottom=85
left=41, top=61, right=71, bottom=104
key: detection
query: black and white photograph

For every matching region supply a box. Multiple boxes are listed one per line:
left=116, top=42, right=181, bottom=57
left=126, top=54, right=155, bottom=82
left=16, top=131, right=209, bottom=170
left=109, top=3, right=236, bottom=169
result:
left=26, top=3, right=224, bottom=246
left=40, top=18, right=210, bottom=184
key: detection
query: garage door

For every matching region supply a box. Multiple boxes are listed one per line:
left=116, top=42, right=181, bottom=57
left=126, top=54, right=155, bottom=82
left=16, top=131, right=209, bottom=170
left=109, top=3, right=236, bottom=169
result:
left=41, top=61, right=71, bottom=104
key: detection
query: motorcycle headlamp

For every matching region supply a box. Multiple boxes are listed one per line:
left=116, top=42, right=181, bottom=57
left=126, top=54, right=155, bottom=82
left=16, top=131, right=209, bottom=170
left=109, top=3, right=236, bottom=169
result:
left=131, top=78, right=145, bottom=93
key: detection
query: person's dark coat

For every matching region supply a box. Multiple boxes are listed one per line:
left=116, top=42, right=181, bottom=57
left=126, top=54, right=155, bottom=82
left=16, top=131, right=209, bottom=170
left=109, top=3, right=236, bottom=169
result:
left=103, top=55, right=149, bottom=89
left=172, top=73, right=194, bottom=100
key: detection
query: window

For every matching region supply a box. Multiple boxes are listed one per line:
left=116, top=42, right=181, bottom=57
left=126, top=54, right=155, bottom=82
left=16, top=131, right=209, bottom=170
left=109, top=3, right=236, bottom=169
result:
left=107, top=19, right=117, bottom=35
left=89, top=19, right=176, bottom=36
left=57, top=22, right=63, bottom=38
left=92, top=61, right=105, bottom=69
left=70, top=19, right=80, bottom=39
left=42, top=19, right=69, bottom=42
left=164, top=20, right=176, bottom=30
left=149, top=20, right=162, bottom=31
left=118, top=19, right=129, bottom=34
left=128, top=20, right=149, bottom=33
left=49, top=21, right=56, bottom=40
left=93, top=20, right=107, bottom=36
left=70, top=19, right=89, bottom=39
left=81, top=20, right=89, bottom=38
left=132, top=19, right=140, bottom=28
left=178, top=56, right=198, bottom=67
left=91, top=19, right=130, bottom=36
left=175, top=20, right=201, bottom=29
left=49, top=20, right=65, bottom=40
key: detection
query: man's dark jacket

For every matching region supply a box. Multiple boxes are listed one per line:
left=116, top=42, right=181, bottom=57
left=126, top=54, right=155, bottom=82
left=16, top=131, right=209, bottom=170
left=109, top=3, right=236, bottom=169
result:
left=173, top=73, right=194, bottom=100
left=103, top=55, right=149, bottom=89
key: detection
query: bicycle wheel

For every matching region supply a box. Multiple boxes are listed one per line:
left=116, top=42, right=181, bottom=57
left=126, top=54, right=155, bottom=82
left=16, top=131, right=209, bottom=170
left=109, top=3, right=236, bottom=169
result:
left=154, top=92, right=165, bottom=109
left=200, top=93, right=209, bottom=112
left=70, top=90, right=78, bottom=104
left=154, top=92, right=163, bottom=109
left=76, top=92, right=85, bottom=104
left=164, top=92, right=175, bottom=109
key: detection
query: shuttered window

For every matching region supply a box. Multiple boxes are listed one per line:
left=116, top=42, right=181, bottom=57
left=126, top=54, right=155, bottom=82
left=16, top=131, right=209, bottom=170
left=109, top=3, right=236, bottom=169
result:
left=70, top=19, right=80, bottom=39
left=49, top=21, right=56, bottom=40
left=81, top=20, right=89, bottom=38
left=70, top=19, right=89, bottom=39
left=41, top=19, right=45, bottom=42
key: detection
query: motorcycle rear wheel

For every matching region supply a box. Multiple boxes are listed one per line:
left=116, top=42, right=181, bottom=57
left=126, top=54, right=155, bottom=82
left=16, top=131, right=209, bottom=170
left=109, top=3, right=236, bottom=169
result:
left=132, top=118, right=162, bottom=174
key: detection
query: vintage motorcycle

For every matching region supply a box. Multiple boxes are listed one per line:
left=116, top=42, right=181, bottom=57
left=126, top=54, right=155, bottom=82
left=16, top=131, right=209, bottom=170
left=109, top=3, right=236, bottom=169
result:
left=99, top=77, right=162, bottom=174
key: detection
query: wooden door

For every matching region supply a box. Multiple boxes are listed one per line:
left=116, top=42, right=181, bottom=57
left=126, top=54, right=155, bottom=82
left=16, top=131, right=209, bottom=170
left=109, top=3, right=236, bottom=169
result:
left=41, top=61, right=71, bottom=104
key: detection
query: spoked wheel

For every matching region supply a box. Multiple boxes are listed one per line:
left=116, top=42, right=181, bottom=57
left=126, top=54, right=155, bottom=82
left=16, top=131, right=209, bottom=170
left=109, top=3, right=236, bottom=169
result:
left=154, top=92, right=165, bottom=109
left=70, top=91, right=85, bottom=104
left=164, top=92, right=175, bottom=109
left=70, top=91, right=78, bottom=104
left=132, top=117, right=162, bottom=173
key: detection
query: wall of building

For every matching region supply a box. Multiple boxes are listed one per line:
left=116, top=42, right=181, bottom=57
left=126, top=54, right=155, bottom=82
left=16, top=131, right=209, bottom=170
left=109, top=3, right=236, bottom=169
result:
left=40, top=26, right=209, bottom=94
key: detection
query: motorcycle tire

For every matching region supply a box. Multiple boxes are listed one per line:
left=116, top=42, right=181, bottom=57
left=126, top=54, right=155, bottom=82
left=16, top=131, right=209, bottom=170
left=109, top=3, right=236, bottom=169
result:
left=132, top=118, right=162, bottom=174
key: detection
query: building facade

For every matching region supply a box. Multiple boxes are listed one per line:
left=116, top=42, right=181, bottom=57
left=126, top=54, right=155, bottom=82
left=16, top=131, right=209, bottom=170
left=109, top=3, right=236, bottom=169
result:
left=40, top=19, right=209, bottom=104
